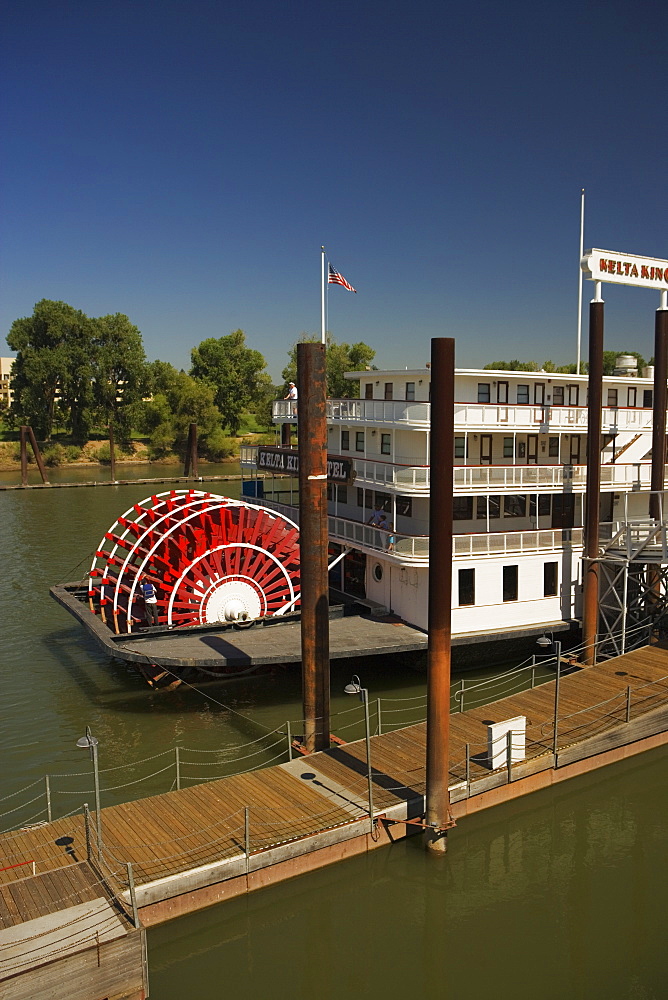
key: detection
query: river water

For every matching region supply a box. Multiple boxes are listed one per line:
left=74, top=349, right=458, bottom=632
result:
left=1, top=471, right=666, bottom=999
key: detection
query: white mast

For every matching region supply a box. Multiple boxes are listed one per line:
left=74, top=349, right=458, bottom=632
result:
left=321, top=246, right=326, bottom=345
left=576, top=188, right=585, bottom=374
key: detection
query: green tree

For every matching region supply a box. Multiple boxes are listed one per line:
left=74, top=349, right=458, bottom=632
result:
left=281, top=336, right=376, bottom=398
left=601, top=350, right=646, bottom=375
left=92, top=314, right=151, bottom=441
left=483, top=359, right=541, bottom=372
left=7, top=300, right=92, bottom=440
left=139, top=362, right=223, bottom=456
left=190, top=330, right=271, bottom=436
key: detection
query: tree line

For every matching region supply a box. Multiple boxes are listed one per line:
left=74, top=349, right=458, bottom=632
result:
left=4, top=299, right=376, bottom=458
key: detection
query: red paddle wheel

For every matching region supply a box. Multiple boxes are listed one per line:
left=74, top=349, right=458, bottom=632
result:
left=88, top=490, right=300, bottom=633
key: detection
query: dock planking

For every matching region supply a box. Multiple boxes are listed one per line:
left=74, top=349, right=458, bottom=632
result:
left=1, top=646, right=668, bottom=926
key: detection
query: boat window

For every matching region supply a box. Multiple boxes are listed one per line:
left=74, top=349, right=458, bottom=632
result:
left=453, top=497, right=474, bottom=520
left=503, top=495, right=526, bottom=518
left=627, top=387, right=637, bottom=407
left=373, top=563, right=383, bottom=582
left=458, top=569, right=475, bottom=606
left=405, top=382, right=415, bottom=401
left=534, top=383, right=545, bottom=405
left=607, top=388, right=618, bottom=408
left=549, top=437, right=559, bottom=457
left=381, top=433, right=391, bottom=455
left=517, top=385, right=529, bottom=404
left=365, top=383, right=374, bottom=399
left=553, top=386, right=564, bottom=405
left=530, top=496, right=551, bottom=517
left=336, top=485, right=348, bottom=505
left=503, top=437, right=513, bottom=458
left=496, top=381, right=509, bottom=404
left=643, top=389, right=653, bottom=408
left=374, top=492, right=391, bottom=511
left=397, top=498, right=412, bottom=517
left=477, top=383, right=491, bottom=403
left=355, top=431, right=365, bottom=452
left=476, top=496, right=501, bottom=519
left=503, top=565, right=518, bottom=602
left=341, top=430, right=350, bottom=451
left=568, top=384, right=579, bottom=406
left=454, top=436, right=467, bottom=459
left=384, top=383, right=393, bottom=400
left=544, top=562, right=558, bottom=596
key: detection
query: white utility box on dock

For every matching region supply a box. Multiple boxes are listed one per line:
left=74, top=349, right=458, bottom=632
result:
left=487, top=716, right=526, bottom=769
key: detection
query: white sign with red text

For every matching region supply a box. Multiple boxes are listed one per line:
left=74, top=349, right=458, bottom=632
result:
left=581, top=248, right=668, bottom=290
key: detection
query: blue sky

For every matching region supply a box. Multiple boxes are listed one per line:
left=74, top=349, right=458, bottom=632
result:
left=2, top=0, right=668, bottom=380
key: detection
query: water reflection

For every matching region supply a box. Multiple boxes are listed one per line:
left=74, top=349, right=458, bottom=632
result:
left=149, top=747, right=668, bottom=1000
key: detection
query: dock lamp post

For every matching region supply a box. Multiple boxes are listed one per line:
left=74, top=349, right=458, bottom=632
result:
left=344, top=676, right=374, bottom=833
left=537, top=634, right=562, bottom=761
left=76, top=727, right=102, bottom=856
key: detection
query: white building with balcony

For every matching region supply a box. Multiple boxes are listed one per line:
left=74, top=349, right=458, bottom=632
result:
left=243, top=362, right=663, bottom=644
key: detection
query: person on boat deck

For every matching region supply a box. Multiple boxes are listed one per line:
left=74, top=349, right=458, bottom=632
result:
left=284, top=381, right=298, bottom=417
left=367, top=505, right=384, bottom=526
left=140, top=577, right=160, bottom=626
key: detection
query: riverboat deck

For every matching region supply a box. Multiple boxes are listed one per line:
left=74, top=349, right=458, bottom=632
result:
left=2, top=645, right=668, bottom=933
left=50, top=582, right=572, bottom=673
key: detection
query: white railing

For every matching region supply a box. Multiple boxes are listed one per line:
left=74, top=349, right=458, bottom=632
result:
left=273, top=399, right=431, bottom=426
left=273, top=398, right=655, bottom=432
left=242, top=444, right=665, bottom=497
left=326, top=516, right=583, bottom=563
left=452, top=403, right=654, bottom=432
left=452, top=527, right=583, bottom=559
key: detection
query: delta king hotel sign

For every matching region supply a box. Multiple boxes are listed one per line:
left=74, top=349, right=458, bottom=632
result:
left=582, top=248, right=668, bottom=290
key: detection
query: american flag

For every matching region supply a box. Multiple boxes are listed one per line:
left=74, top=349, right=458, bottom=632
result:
left=328, top=264, right=357, bottom=293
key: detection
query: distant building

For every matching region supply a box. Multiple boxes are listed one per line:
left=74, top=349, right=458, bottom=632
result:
left=0, top=357, right=15, bottom=408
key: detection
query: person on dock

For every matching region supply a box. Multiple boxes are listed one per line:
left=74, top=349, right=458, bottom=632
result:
left=140, top=576, right=160, bottom=627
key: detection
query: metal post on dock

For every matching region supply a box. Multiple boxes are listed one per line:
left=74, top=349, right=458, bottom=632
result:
left=126, top=862, right=139, bottom=928
left=26, top=426, right=49, bottom=484
left=83, top=803, right=92, bottom=861
left=108, top=423, right=116, bottom=483
left=465, top=743, right=471, bottom=796
left=425, top=337, right=455, bottom=853
left=45, top=775, right=52, bottom=823
left=553, top=641, right=562, bottom=763
left=506, top=731, right=513, bottom=783
left=76, top=727, right=102, bottom=858
left=19, top=426, right=28, bottom=486
left=626, top=686, right=632, bottom=724
left=175, top=747, right=181, bottom=790
left=582, top=291, right=604, bottom=665
left=286, top=721, right=293, bottom=760
left=298, top=342, right=330, bottom=752
left=244, top=807, right=251, bottom=873
left=376, top=698, right=382, bottom=736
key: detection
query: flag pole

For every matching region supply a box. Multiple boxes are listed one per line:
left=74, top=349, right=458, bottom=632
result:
left=576, top=188, right=585, bottom=375
left=321, top=246, right=326, bottom=345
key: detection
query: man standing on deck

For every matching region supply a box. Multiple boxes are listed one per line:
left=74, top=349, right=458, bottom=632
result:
left=140, top=576, right=160, bottom=627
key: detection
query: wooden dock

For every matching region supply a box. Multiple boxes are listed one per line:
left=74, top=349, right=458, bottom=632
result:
left=0, top=860, right=147, bottom=999
left=2, top=645, right=668, bottom=949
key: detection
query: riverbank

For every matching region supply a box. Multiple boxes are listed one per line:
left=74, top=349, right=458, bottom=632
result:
left=0, top=434, right=267, bottom=473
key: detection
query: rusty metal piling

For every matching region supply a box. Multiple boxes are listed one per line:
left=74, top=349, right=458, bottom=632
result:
left=582, top=297, right=604, bottom=664
left=425, top=338, right=455, bottom=852
left=298, top=342, right=330, bottom=752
